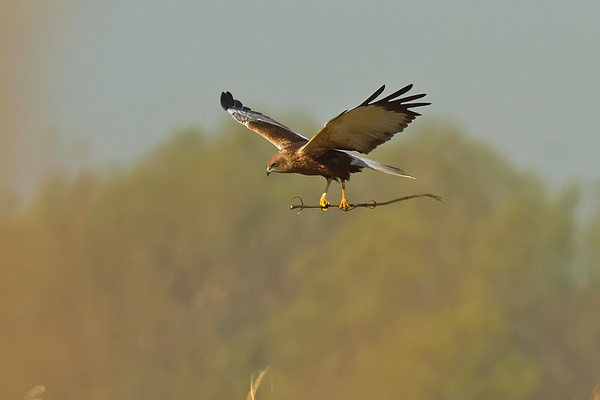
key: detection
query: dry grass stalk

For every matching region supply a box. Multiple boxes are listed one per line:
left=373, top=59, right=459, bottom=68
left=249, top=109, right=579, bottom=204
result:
left=247, top=368, right=269, bottom=400
left=23, top=386, right=45, bottom=400
left=591, top=384, right=600, bottom=400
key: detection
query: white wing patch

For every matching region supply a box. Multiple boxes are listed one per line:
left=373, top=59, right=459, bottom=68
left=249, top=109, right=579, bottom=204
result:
left=226, top=107, right=300, bottom=135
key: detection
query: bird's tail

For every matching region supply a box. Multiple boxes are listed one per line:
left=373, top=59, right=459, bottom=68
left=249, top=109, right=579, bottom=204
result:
left=350, top=155, right=414, bottom=179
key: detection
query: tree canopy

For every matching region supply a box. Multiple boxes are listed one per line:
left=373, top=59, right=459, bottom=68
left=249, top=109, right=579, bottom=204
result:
left=0, top=120, right=598, bottom=400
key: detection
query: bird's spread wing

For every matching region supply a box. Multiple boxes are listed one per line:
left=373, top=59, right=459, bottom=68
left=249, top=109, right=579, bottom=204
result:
left=220, top=91, right=308, bottom=149
left=299, top=84, right=429, bottom=157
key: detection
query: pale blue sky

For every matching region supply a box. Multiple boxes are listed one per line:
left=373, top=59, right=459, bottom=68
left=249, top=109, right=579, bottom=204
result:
left=38, top=0, right=600, bottom=188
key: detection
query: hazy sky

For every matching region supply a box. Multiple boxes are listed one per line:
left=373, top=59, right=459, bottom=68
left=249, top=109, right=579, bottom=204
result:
left=30, top=0, right=600, bottom=188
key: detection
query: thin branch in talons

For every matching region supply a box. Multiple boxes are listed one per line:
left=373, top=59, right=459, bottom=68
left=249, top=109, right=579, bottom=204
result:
left=289, top=193, right=442, bottom=212
left=365, top=200, right=377, bottom=209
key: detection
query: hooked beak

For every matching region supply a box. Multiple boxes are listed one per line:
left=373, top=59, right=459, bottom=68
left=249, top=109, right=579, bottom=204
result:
left=266, top=167, right=272, bottom=177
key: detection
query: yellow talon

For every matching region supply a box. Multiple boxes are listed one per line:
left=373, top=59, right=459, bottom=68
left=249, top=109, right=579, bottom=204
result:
left=339, top=198, right=351, bottom=211
left=339, top=181, right=350, bottom=211
left=320, top=179, right=333, bottom=210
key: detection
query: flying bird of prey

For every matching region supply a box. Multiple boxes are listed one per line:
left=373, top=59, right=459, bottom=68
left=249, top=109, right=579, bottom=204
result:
left=220, top=85, right=429, bottom=211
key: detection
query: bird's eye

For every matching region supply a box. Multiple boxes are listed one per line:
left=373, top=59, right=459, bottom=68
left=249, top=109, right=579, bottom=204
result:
left=272, top=161, right=279, bottom=168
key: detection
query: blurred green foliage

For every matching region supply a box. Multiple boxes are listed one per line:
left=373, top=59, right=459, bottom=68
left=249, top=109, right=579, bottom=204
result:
left=0, top=120, right=598, bottom=400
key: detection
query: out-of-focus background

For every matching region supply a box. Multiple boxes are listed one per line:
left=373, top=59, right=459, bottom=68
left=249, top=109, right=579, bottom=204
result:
left=1, top=1, right=599, bottom=399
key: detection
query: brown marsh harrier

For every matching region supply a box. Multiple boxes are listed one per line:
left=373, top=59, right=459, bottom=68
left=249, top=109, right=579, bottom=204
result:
left=220, top=85, right=429, bottom=211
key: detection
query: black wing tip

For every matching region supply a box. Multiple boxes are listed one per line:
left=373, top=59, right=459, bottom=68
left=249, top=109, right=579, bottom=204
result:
left=220, top=91, right=254, bottom=113
left=360, top=83, right=430, bottom=108
left=359, top=85, right=386, bottom=107
left=378, top=85, right=430, bottom=109
left=400, top=83, right=413, bottom=92
left=407, top=102, right=431, bottom=109
left=220, top=91, right=234, bottom=111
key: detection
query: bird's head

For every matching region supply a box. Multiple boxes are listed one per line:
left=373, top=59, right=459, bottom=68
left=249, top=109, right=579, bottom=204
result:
left=266, top=153, right=290, bottom=176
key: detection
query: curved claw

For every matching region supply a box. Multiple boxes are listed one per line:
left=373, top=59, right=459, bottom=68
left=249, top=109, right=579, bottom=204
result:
left=319, top=197, right=331, bottom=211
left=338, top=198, right=351, bottom=211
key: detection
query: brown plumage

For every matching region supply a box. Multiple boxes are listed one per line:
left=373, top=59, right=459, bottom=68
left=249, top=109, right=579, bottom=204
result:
left=220, top=84, right=429, bottom=210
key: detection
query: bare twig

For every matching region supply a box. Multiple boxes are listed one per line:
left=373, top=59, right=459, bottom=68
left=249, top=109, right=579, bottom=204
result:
left=247, top=367, right=269, bottom=400
left=290, top=193, right=442, bottom=213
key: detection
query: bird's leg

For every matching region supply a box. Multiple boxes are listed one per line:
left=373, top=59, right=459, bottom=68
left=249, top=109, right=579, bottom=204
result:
left=319, top=178, right=332, bottom=210
left=339, top=180, right=351, bottom=211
